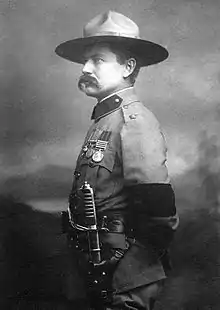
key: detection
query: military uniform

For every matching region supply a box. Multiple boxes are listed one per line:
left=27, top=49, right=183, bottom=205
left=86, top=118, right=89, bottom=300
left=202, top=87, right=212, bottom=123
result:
left=55, top=10, right=179, bottom=310
left=67, top=87, right=179, bottom=309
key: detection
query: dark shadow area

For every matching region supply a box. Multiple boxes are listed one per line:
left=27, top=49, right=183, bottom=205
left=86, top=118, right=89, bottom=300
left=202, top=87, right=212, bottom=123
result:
left=1, top=191, right=220, bottom=309
left=0, top=196, right=75, bottom=309
left=156, top=208, right=220, bottom=310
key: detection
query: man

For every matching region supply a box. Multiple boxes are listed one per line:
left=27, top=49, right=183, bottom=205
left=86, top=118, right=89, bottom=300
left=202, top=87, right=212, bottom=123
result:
left=56, top=11, right=179, bottom=310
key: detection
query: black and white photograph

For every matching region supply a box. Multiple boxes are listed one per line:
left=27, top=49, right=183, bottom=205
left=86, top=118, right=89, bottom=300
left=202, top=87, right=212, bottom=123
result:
left=1, top=0, right=220, bottom=309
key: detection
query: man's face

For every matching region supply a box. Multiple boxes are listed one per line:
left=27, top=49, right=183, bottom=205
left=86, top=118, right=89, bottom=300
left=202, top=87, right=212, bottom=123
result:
left=78, top=44, right=127, bottom=100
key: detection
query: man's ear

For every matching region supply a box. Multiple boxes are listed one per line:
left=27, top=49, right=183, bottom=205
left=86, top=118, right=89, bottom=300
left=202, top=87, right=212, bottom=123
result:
left=123, top=58, right=136, bottom=78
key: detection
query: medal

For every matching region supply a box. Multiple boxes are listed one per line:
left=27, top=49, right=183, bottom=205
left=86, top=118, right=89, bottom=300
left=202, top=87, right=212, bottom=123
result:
left=92, top=150, right=104, bottom=163
left=83, top=145, right=88, bottom=152
left=86, top=148, right=94, bottom=158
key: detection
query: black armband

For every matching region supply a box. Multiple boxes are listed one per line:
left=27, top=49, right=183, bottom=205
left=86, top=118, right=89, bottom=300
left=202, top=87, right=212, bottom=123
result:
left=127, top=183, right=176, bottom=218
left=126, top=183, right=178, bottom=250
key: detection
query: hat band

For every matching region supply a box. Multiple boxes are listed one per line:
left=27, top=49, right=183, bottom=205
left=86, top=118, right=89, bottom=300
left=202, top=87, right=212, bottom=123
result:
left=84, top=30, right=140, bottom=39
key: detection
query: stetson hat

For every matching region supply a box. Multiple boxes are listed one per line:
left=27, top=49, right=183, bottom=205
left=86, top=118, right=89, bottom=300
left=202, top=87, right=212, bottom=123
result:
left=55, top=11, right=168, bottom=66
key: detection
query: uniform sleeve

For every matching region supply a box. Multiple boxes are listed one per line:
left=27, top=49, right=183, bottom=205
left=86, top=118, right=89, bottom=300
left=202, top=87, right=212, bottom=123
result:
left=120, top=105, right=179, bottom=249
left=120, top=106, right=169, bottom=185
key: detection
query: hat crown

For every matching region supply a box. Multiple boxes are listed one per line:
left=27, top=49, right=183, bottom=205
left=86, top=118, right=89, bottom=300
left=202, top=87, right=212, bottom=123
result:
left=83, top=11, right=140, bottom=39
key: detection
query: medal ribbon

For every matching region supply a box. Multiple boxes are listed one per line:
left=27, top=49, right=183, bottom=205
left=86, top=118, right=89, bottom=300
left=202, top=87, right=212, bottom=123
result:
left=95, top=131, right=112, bottom=151
left=92, top=131, right=112, bottom=163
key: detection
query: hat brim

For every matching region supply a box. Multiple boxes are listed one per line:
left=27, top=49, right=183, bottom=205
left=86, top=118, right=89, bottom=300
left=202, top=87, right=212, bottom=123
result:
left=55, top=36, right=168, bottom=66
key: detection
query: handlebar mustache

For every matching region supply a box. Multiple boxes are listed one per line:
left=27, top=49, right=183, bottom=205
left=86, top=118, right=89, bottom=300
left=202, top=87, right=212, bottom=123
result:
left=78, top=75, right=98, bottom=85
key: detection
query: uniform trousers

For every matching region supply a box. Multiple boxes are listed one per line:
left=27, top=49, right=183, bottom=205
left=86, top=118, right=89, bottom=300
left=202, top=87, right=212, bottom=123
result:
left=70, top=280, right=163, bottom=310
left=65, top=236, right=165, bottom=309
left=106, top=280, right=164, bottom=310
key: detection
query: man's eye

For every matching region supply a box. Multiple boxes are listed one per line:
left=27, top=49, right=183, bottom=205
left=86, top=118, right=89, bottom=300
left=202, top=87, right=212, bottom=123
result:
left=93, top=57, right=104, bottom=64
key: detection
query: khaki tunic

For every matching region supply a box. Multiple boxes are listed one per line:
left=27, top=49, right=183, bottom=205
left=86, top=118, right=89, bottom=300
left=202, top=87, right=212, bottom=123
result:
left=69, top=87, right=177, bottom=295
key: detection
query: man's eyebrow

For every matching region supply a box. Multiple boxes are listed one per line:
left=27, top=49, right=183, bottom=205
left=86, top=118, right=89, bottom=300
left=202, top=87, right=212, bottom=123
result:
left=84, top=52, right=106, bottom=60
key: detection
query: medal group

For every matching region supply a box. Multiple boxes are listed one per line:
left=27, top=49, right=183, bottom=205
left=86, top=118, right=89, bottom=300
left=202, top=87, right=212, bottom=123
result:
left=82, top=131, right=112, bottom=163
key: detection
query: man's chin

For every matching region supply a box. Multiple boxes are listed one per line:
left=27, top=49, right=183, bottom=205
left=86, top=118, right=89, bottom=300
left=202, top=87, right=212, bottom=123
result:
left=80, top=86, right=100, bottom=98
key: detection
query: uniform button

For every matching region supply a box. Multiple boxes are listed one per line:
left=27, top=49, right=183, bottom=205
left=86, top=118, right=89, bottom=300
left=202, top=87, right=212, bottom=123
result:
left=123, top=105, right=128, bottom=109
left=129, top=114, right=137, bottom=119
left=115, top=98, right=120, bottom=103
left=74, top=171, right=81, bottom=179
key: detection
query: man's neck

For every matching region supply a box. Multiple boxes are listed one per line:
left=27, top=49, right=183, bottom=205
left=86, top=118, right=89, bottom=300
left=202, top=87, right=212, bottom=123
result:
left=99, top=86, right=134, bottom=103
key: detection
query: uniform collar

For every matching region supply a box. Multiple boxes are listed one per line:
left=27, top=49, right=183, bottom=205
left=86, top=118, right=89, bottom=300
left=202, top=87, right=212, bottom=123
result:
left=91, top=87, right=138, bottom=121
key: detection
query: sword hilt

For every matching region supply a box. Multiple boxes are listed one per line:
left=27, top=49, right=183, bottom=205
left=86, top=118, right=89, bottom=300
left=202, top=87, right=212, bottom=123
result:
left=81, top=181, right=102, bottom=264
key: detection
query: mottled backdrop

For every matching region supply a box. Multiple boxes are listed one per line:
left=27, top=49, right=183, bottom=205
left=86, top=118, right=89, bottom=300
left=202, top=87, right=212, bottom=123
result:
left=1, top=0, right=220, bottom=309
left=1, top=0, right=220, bottom=211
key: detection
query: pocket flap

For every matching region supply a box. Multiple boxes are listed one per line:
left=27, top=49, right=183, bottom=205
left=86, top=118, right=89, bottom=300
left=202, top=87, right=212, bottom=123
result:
left=78, top=149, right=115, bottom=173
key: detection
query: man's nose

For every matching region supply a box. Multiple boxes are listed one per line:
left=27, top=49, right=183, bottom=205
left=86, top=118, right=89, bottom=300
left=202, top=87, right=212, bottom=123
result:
left=82, top=60, right=93, bottom=74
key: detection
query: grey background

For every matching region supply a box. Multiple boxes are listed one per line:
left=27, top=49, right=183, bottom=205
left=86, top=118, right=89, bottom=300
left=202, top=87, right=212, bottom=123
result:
left=0, top=1, right=220, bottom=308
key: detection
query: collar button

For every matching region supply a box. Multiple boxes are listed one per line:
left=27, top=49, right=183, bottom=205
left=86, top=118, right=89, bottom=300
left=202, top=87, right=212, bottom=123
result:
left=129, top=114, right=137, bottom=119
